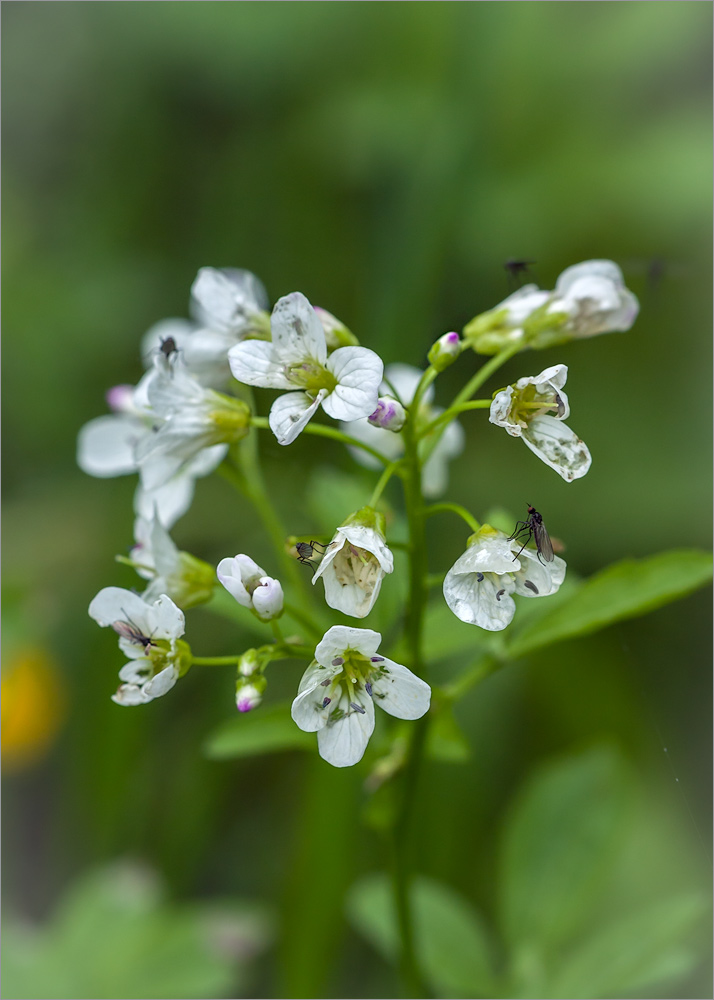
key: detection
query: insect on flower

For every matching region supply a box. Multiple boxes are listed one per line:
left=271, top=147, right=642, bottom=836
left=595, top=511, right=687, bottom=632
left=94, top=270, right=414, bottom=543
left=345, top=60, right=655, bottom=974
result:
left=159, top=335, right=178, bottom=359
left=295, top=541, right=326, bottom=567
left=504, top=258, right=537, bottom=288
left=509, top=504, right=554, bottom=565
left=111, top=614, right=156, bottom=649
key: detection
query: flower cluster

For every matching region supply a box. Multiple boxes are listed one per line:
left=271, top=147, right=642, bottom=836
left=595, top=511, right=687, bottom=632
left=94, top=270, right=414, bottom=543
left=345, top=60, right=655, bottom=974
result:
left=80, top=259, right=637, bottom=766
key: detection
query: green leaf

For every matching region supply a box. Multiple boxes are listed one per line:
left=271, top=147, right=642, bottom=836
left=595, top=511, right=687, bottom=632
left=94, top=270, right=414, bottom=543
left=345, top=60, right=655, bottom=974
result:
left=306, top=467, right=376, bottom=534
left=203, top=701, right=313, bottom=760
left=346, top=872, right=498, bottom=997
left=0, top=862, right=271, bottom=1000
left=548, top=892, right=709, bottom=998
left=499, top=746, right=630, bottom=951
left=504, top=550, right=712, bottom=659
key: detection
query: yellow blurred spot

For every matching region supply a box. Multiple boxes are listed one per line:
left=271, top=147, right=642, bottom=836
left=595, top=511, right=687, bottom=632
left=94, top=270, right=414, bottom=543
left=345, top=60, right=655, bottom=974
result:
left=2, top=647, right=66, bottom=772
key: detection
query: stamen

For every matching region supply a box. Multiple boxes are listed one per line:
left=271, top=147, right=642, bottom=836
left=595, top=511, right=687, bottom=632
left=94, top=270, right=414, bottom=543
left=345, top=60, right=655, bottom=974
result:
left=365, top=682, right=373, bottom=696
left=496, top=589, right=505, bottom=601
left=524, top=580, right=539, bottom=594
left=476, top=572, right=484, bottom=582
left=331, top=657, right=344, bottom=666
left=350, top=702, right=366, bottom=714
left=370, top=656, right=384, bottom=663
left=320, top=679, right=331, bottom=687
left=322, top=697, right=331, bottom=708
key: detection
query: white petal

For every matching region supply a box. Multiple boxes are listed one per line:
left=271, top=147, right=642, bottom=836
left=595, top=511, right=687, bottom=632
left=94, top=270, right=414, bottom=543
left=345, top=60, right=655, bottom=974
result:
left=555, top=259, right=625, bottom=295
left=268, top=391, right=325, bottom=446
left=270, top=292, right=327, bottom=366
left=369, top=659, right=430, bottom=720
left=112, top=684, right=149, bottom=706
left=443, top=569, right=516, bottom=631
left=89, top=587, right=152, bottom=629
left=118, top=658, right=152, bottom=684
left=145, top=593, right=185, bottom=640
left=522, top=416, right=592, bottom=482
left=191, top=267, right=268, bottom=333
left=489, top=387, right=520, bottom=434
left=149, top=517, right=181, bottom=579
left=185, top=443, right=227, bottom=479
left=142, top=665, right=178, bottom=700
left=251, top=578, right=284, bottom=619
left=217, top=555, right=262, bottom=607
left=291, top=660, right=343, bottom=732
left=449, top=534, right=519, bottom=577
left=181, top=329, right=235, bottom=386
left=322, top=347, right=383, bottom=421
left=513, top=548, right=567, bottom=598
left=314, top=625, right=382, bottom=666
left=319, top=563, right=386, bottom=618
left=228, top=339, right=292, bottom=389
left=134, top=477, right=195, bottom=529
left=335, top=525, right=394, bottom=573
left=77, top=415, right=143, bottom=477
left=317, top=692, right=375, bottom=767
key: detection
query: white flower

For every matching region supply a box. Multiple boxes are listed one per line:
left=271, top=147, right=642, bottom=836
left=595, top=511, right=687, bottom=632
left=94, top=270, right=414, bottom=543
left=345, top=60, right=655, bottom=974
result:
left=340, top=364, right=464, bottom=498
left=135, top=357, right=249, bottom=491
left=489, top=364, right=591, bottom=482
left=190, top=267, right=270, bottom=337
left=217, top=554, right=284, bottom=621
left=130, top=514, right=215, bottom=608
left=228, top=292, right=383, bottom=446
left=311, top=508, right=393, bottom=619
left=291, top=625, right=431, bottom=767
left=464, top=259, right=638, bottom=353
left=88, top=587, right=188, bottom=705
left=443, top=526, right=566, bottom=631
left=553, top=259, right=640, bottom=340
left=77, top=378, right=223, bottom=528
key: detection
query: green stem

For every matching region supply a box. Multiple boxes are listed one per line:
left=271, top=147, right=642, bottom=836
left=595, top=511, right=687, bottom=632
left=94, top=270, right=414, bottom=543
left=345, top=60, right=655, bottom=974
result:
left=424, top=502, right=481, bottom=534
left=191, top=655, right=242, bottom=666
left=250, top=416, right=391, bottom=467
left=283, top=601, right=324, bottom=640
left=389, top=418, right=430, bottom=998
left=368, top=460, right=403, bottom=509
left=420, top=341, right=524, bottom=463
left=420, top=399, right=492, bottom=437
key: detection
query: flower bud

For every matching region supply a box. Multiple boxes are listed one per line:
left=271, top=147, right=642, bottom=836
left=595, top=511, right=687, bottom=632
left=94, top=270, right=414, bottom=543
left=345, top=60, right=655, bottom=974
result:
left=217, top=555, right=284, bottom=621
left=235, top=676, right=266, bottom=713
left=368, top=396, right=406, bottom=432
left=106, top=384, right=136, bottom=414
left=427, top=331, right=462, bottom=372
left=313, top=307, right=359, bottom=349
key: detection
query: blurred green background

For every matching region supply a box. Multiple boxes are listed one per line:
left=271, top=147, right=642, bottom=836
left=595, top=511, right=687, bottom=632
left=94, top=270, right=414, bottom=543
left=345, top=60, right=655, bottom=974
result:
left=2, top=3, right=712, bottom=998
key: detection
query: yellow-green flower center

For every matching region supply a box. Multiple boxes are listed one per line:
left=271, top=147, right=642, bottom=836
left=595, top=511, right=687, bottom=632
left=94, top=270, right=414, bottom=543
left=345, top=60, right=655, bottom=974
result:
left=285, top=360, right=337, bottom=395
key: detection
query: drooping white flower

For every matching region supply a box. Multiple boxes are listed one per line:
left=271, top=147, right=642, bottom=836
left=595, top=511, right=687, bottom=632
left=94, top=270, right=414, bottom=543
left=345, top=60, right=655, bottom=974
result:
left=311, top=507, right=393, bottom=619
left=135, top=356, right=249, bottom=491
left=291, top=625, right=430, bottom=767
left=228, top=292, right=383, bottom=446
left=130, top=514, right=215, bottom=608
left=464, top=259, right=639, bottom=354
left=443, top=525, right=566, bottom=631
left=88, top=587, right=190, bottom=705
left=489, top=364, right=591, bottom=482
left=217, top=554, right=284, bottom=621
left=77, top=378, right=223, bottom=528
left=340, top=364, right=464, bottom=498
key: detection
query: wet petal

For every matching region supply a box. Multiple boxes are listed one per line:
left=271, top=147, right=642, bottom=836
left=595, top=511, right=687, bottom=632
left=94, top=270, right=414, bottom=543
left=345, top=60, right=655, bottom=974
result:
left=270, top=292, right=327, bottom=366
left=369, top=659, right=431, bottom=720
left=443, top=568, right=516, bottom=630
left=317, top=692, right=375, bottom=767
left=228, top=339, right=292, bottom=389
left=522, top=415, right=592, bottom=482
left=268, top=390, right=326, bottom=445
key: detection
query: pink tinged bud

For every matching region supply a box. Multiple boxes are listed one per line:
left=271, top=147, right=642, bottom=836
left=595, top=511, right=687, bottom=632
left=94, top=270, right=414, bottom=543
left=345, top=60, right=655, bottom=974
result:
left=251, top=577, right=284, bottom=620
left=236, top=683, right=262, bottom=713
left=428, top=331, right=462, bottom=371
left=368, top=396, right=406, bottom=432
left=106, top=384, right=135, bottom=413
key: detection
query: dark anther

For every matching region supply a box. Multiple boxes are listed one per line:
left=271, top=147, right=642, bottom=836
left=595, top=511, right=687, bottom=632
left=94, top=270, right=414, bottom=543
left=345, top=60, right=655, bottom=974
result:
left=365, top=682, right=373, bottom=696
left=496, top=589, right=505, bottom=601
left=524, top=580, right=539, bottom=594
left=320, top=678, right=331, bottom=687
left=370, top=656, right=384, bottom=663
left=350, top=702, right=366, bottom=714
left=331, top=657, right=344, bottom=666
left=322, top=697, right=331, bottom=708
left=476, top=572, right=484, bottom=582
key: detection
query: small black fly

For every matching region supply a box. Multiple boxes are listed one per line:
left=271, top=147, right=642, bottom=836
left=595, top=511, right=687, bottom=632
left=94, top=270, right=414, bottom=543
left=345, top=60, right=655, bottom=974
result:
left=111, top=611, right=156, bottom=649
left=159, top=335, right=178, bottom=359
left=295, top=540, right=326, bottom=567
left=509, top=504, right=554, bottom=565
left=504, top=258, right=537, bottom=288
